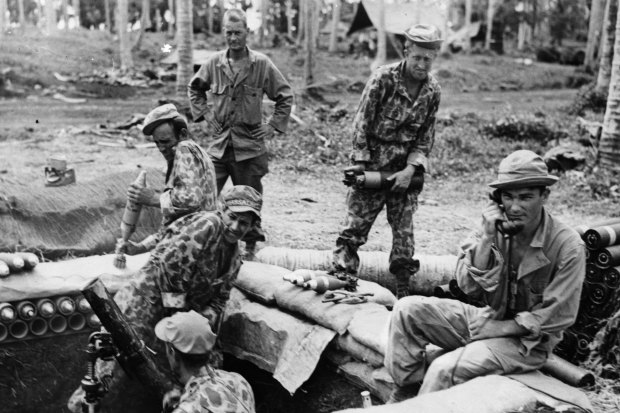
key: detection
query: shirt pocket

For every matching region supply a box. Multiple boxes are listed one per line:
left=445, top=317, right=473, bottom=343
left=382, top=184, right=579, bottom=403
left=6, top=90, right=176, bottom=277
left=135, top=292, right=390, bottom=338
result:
left=209, top=83, right=229, bottom=123
left=377, top=104, right=403, bottom=138
left=240, top=84, right=263, bottom=126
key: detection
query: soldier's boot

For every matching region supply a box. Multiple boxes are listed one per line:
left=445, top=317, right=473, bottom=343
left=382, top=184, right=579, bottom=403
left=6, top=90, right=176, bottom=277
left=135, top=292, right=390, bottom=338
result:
left=395, top=269, right=412, bottom=299
left=393, top=259, right=420, bottom=300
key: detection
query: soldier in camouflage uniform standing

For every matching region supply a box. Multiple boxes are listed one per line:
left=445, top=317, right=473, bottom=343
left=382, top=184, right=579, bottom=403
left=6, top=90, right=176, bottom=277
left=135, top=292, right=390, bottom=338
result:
left=120, top=103, right=218, bottom=254
left=332, top=24, right=442, bottom=299
left=69, top=186, right=262, bottom=412
left=156, top=311, right=255, bottom=413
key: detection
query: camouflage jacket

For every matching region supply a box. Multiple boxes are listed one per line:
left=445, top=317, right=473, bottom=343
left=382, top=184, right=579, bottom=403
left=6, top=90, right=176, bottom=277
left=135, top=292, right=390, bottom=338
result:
left=161, top=139, right=218, bottom=225
left=188, top=47, right=293, bottom=162
left=145, top=210, right=242, bottom=326
left=173, top=366, right=255, bottom=413
left=351, top=61, right=441, bottom=172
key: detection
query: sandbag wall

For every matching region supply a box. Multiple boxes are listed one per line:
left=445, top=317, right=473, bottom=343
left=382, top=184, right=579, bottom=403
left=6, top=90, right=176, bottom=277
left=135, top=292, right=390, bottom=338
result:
left=554, top=218, right=620, bottom=363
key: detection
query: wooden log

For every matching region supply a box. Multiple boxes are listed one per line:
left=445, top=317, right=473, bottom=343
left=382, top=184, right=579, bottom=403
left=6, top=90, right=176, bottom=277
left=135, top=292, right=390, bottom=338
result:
left=81, top=278, right=171, bottom=398
left=584, top=223, right=620, bottom=249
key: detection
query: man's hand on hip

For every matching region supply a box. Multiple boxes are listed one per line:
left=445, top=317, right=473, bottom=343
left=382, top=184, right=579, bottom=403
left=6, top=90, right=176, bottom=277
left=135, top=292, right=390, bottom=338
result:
left=468, top=317, right=528, bottom=341
left=252, top=123, right=275, bottom=140
left=205, top=118, right=223, bottom=134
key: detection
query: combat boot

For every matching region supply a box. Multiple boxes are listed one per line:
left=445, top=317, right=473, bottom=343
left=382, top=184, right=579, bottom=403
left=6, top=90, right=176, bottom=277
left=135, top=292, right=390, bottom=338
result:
left=394, top=269, right=411, bottom=299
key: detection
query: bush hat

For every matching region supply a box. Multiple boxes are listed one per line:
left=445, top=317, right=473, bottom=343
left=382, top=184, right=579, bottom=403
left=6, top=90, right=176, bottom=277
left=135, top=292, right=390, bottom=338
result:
left=403, top=24, right=443, bottom=50
left=155, top=310, right=216, bottom=354
left=222, top=185, right=262, bottom=219
left=489, top=150, right=559, bottom=189
left=142, top=103, right=187, bottom=136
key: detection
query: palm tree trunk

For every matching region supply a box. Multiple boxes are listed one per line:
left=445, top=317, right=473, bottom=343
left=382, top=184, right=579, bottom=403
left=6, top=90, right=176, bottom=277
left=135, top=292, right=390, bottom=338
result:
left=599, top=1, right=620, bottom=171
left=463, top=0, right=472, bottom=51
left=485, top=0, right=495, bottom=50
left=598, top=0, right=617, bottom=93
left=74, top=0, right=81, bottom=28
left=17, top=0, right=26, bottom=26
left=176, top=0, right=193, bottom=97
left=304, top=0, right=314, bottom=86
left=0, top=0, right=6, bottom=37
left=259, top=0, right=269, bottom=47
left=328, top=0, right=340, bottom=53
left=118, top=0, right=134, bottom=69
left=104, top=0, right=112, bottom=32
left=45, top=0, right=56, bottom=34
left=286, top=0, right=294, bottom=38
left=372, top=0, right=387, bottom=70
left=586, top=0, right=606, bottom=70
left=141, top=0, right=151, bottom=31
left=61, top=0, right=68, bottom=29
left=167, top=0, right=175, bottom=37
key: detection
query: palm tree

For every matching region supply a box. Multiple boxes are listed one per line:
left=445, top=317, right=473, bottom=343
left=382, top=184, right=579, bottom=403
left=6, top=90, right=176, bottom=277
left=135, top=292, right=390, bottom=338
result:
left=597, top=0, right=617, bottom=93
left=586, top=0, right=606, bottom=70
left=141, top=0, right=151, bottom=31
left=371, top=0, right=386, bottom=70
left=104, top=0, right=112, bottom=32
left=74, top=0, right=81, bottom=28
left=17, top=0, right=26, bottom=26
left=599, top=2, right=620, bottom=171
left=328, top=0, right=340, bottom=53
left=118, top=0, right=134, bottom=69
left=0, top=0, right=7, bottom=37
left=176, top=0, right=193, bottom=97
left=45, top=0, right=56, bottom=33
left=304, top=0, right=314, bottom=86
left=485, top=0, right=495, bottom=50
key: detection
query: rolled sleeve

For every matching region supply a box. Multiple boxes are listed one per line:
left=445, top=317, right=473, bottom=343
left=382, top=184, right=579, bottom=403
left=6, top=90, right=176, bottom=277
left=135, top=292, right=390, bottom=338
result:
left=456, top=234, right=504, bottom=298
left=264, top=60, right=293, bottom=133
left=406, top=91, right=440, bottom=172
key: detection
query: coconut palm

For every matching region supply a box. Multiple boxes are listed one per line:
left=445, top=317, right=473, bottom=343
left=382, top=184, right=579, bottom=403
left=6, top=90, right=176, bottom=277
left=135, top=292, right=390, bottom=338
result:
left=176, top=0, right=193, bottom=96
left=328, top=0, right=341, bottom=53
left=586, top=0, right=606, bottom=70
left=599, top=2, right=620, bottom=170
left=118, top=0, right=134, bottom=69
left=0, top=0, right=7, bottom=36
left=597, top=0, right=617, bottom=93
left=45, top=0, right=56, bottom=33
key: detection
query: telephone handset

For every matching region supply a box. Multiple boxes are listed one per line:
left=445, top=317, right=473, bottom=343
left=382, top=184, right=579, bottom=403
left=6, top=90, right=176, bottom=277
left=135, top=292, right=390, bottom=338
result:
left=489, top=189, right=524, bottom=236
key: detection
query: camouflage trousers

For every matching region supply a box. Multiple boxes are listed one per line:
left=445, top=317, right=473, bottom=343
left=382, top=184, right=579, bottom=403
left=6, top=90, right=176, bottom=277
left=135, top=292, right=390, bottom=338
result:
left=333, top=187, right=419, bottom=275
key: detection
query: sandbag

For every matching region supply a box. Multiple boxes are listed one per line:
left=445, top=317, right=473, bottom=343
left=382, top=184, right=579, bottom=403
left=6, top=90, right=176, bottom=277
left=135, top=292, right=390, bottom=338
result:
left=332, top=334, right=385, bottom=367
left=232, top=261, right=292, bottom=305
left=274, top=282, right=388, bottom=335
left=0, top=168, right=165, bottom=259
left=347, top=306, right=390, bottom=355
left=335, top=375, right=539, bottom=413
left=219, top=288, right=336, bottom=394
left=256, top=247, right=457, bottom=295
left=0, top=253, right=150, bottom=302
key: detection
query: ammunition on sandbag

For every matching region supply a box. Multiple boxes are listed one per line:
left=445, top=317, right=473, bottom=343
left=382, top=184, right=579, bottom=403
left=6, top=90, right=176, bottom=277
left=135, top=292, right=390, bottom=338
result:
left=361, top=390, right=372, bottom=408
left=303, top=276, right=348, bottom=293
left=0, top=323, right=7, bottom=342
left=56, top=296, right=76, bottom=315
left=9, top=320, right=28, bottom=339
left=68, top=313, right=86, bottom=331
left=0, top=261, right=9, bottom=278
left=37, top=298, right=56, bottom=318
left=288, top=269, right=318, bottom=285
left=597, top=245, right=620, bottom=269
left=343, top=170, right=424, bottom=192
left=76, top=296, right=92, bottom=313
left=14, top=252, right=39, bottom=270
left=17, top=301, right=37, bottom=321
left=584, top=223, right=620, bottom=250
left=0, top=253, right=25, bottom=273
left=29, top=317, right=49, bottom=336
left=115, top=170, right=147, bottom=269
left=0, top=302, right=17, bottom=323
left=49, top=314, right=68, bottom=333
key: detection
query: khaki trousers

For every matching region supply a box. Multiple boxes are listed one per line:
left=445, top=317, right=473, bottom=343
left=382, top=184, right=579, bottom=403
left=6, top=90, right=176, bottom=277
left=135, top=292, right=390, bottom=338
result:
left=384, top=296, right=547, bottom=394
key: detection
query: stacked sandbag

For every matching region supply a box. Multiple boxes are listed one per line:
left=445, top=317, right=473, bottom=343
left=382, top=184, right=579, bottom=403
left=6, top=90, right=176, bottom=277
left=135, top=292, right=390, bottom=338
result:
left=255, top=247, right=457, bottom=296
left=554, top=218, right=620, bottom=363
left=0, top=252, right=39, bottom=277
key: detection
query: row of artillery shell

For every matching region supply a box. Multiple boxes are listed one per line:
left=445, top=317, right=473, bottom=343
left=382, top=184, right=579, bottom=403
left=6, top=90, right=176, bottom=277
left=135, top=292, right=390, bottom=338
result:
left=577, top=218, right=620, bottom=250
left=0, top=295, right=100, bottom=343
left=0, top=252, right=39, bottom=277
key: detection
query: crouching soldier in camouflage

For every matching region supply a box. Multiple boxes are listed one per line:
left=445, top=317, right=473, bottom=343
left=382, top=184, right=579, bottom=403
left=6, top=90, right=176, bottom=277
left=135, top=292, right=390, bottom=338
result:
left=120, top=103, right=218, bottom=254
left=156, top=311, right=255, bottom=413
left=331, top=24, right=442, bottom=298
left=68, top=185, right=262, bottom=412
